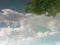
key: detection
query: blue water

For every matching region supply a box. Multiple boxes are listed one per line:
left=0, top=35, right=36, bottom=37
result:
left=0, top=0, right=31, bottom=12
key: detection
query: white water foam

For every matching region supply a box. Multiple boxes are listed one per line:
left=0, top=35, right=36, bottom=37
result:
left=0, top=9, right=60, bottom=45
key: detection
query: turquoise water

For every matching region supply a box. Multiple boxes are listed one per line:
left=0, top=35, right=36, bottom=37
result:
left=33, top=26, right=50, bottom=32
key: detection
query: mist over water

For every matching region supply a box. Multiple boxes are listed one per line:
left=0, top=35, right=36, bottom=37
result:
left=0, top=9, right=60, bottom=45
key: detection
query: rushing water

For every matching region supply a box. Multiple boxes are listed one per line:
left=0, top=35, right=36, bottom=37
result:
left=0, top=9, right=60, bottom=45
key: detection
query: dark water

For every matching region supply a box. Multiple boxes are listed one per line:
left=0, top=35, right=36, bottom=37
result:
left=0, top=0, right=31, bottom=12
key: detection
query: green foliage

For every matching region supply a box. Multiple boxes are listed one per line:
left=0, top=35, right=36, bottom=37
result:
left=25, top=0, right=60, bottom=16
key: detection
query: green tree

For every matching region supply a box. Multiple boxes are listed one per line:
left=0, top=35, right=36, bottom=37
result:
left=25, top=0, right=60, bottom=16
